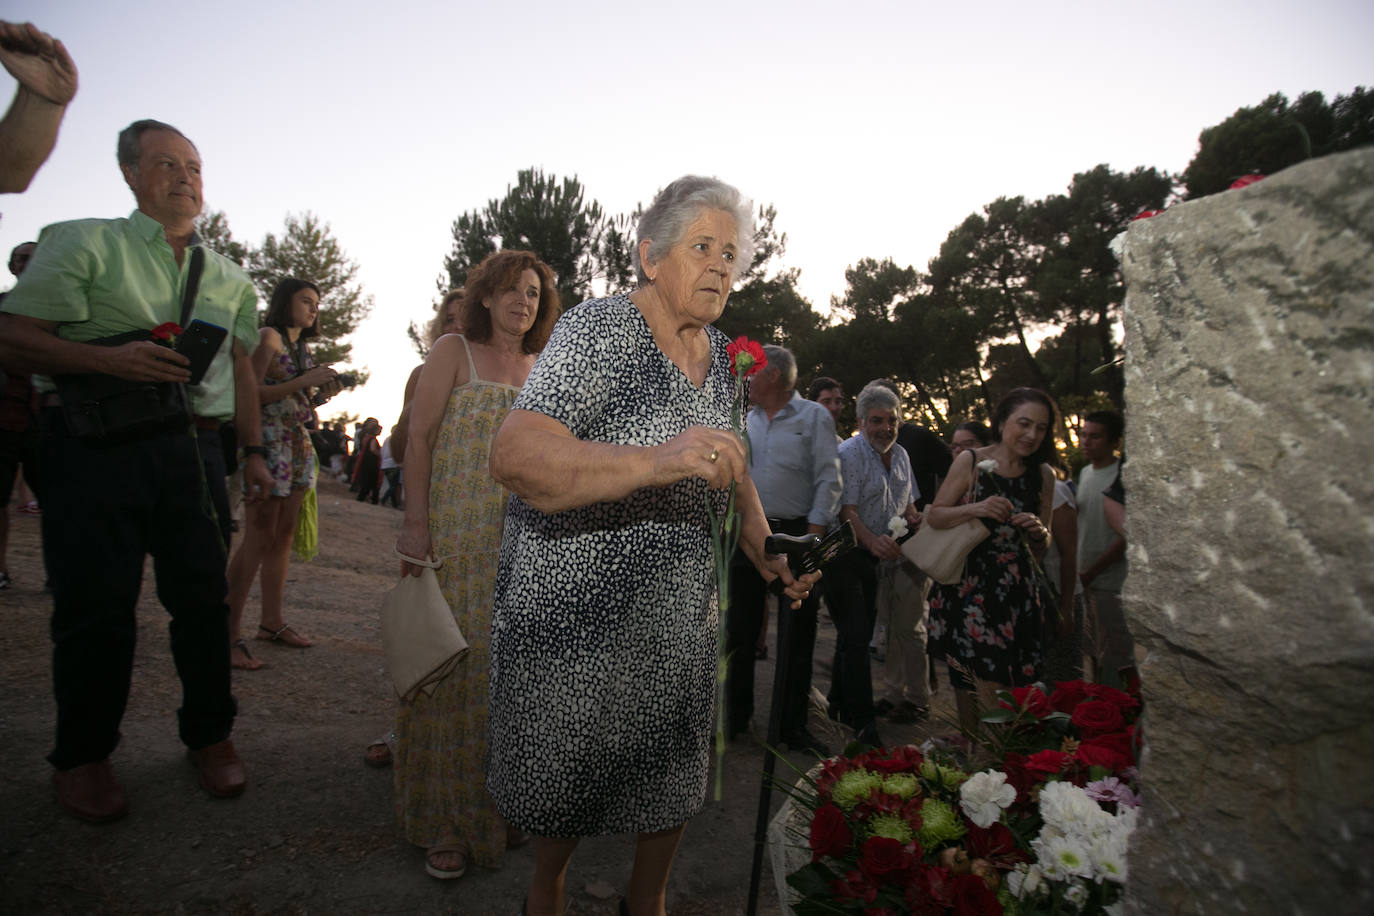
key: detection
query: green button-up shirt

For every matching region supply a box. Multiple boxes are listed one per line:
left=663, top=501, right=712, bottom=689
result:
left=1, top=209, right=259, bottom=420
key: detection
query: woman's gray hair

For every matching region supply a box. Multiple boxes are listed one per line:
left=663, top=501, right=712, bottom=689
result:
left=634, top=175, right=755, bottom=285
left=856, top=382, right=901, bottom=420
left=761, top=344, right=797, bottom=389
left=117, top=119, right=196, bottom=172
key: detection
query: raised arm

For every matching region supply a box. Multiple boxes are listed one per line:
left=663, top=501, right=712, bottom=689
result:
left=0, top=21, right=78, bottom=193
left=489, top=409, right=746, bottom=515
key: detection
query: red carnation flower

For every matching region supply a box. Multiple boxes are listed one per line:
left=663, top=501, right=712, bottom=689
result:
left=726, top=336, right=767, bottom=378
left=151, top=321, right=184, bottom=342
left=1230, top=174, right=1265, bottom=189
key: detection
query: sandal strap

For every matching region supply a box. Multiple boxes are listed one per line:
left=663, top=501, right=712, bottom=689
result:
left=232, top=638, right=254, bottom=658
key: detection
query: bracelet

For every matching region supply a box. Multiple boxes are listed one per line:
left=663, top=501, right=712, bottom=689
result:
left=242, top=445, right=269, bottom=459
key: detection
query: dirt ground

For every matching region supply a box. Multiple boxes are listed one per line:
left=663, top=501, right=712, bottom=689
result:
left=0, top=474, right=957, bottom=915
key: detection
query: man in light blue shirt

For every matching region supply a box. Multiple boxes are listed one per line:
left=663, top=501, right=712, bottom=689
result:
left=826, top=382, right=922, bottom=747
left=725, top=345, right=841, bottom=755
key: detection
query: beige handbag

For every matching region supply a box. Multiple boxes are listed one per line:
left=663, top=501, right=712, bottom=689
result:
left=901, top=469, right=989, bottom=585
left=382, top=550, right=469, bottom=703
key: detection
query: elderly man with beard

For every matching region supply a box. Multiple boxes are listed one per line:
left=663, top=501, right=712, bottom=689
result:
left=823, top=382, right=921, bottom=747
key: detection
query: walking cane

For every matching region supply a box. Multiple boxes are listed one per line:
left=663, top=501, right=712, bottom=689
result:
left=745, top=522, right=857, bottom=916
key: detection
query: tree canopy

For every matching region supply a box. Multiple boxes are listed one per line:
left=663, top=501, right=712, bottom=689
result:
left=440, top=168, right=628, bottom=309
left=1182, top=87, right=1374, bottom=198
left=250, top=212, right=373, bottom=371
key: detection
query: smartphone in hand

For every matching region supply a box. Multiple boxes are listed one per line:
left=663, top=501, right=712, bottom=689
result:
left=174, top=320, right=228, bottom=385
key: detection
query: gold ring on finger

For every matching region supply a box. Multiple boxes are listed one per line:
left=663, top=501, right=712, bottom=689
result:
left=708, top=449, right=719, bottom=463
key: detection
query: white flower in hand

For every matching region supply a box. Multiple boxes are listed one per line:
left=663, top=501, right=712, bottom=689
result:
left=977, top=459, right=998, bottom=474
left=887, top=515, right=908, bottom=539
left=959, top=769, right=1017, bottom=828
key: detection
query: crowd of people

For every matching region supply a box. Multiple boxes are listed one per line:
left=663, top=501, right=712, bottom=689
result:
left=0, top=20, right=1137, bottom=916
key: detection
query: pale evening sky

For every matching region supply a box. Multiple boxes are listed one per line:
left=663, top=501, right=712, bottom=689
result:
left=1, top=0, right=1370, bottom=428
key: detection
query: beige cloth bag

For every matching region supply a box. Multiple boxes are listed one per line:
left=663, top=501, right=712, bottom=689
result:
left=381, top=550, right=469, bottom=703
left=901, top=468, right=989, bottom=585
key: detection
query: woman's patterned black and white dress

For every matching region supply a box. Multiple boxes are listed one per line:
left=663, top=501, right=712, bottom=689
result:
left=486, top=294, right=734, bottom=836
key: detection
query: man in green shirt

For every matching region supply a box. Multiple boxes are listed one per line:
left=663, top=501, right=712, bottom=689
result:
left=0, top=119, right=274, bottom=823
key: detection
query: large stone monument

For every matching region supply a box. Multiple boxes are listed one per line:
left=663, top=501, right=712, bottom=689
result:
left=1119, top=148, right=1374, bottom=914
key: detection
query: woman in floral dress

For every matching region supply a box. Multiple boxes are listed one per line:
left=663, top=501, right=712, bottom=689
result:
left=392, top=249, right=560, bottom=880
left=226, top=278, right=339, bottom=670
left=926, top=388, right=1058, bottom=733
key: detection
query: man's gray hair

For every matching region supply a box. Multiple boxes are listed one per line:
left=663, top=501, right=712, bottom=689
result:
left=634, top=175, right=756, bottom=285
left=856, top=382, right=901, bottom=420
left=117, top=119, right=196, bottom=172
left=761, top=344, right=797, bottom=389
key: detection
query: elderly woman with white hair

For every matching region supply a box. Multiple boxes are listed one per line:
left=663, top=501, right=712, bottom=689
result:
left=487, top=176, right=818, bottom=916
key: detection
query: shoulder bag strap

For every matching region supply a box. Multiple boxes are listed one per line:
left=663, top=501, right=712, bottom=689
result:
left=178, top=246, right=205, bottom=328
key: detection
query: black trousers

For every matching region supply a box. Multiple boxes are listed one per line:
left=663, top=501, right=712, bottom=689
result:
left=822, top=548, right=879, bottom=729
left=724, top=517, right=821, bottom=737
left=196, top=426, right=232, bottom=551
left=40, top=410, right=236, bottom=770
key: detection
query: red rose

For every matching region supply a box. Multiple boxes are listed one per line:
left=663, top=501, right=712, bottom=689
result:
left=1005, top=685, right=1051, bottom=718
left=964, top=822, right=1025, bottom=865
left=1080, top=731, right=1135, bottom=766
left=858, top=836, right=909, bottom=883
left=1048, top=680, right=1090, bottom=714
left=150, top=321, right=184, bottom=341
left=1084, top=683, right=1141, bottom=715
left=1075, top=740, right=1129, bottom=773
left=1071, top=700, right=1125, bottom=738
left=1229, top=174, right=1264, bottom=189
left=809, top=803, right=852, bottom=862
left=1025, top=749, right=1069, bottom=777
left=726, top=336, right=767, bottom=378
left=950, top=873, right=1003, bottom=916
left=1131, top=209, right=1164, bottom=221
left=831, top=869, right=878, bottom=904
left=907, top=865, right=956, bottom=916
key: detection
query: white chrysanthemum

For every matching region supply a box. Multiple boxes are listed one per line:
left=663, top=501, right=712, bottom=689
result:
left=977, top=459, right=998, bottom=473
left=1063, top=880, right=1089, bottom=908
left=887, top=515, right=908, bottom=538
left=1089, top=832, right=1131, bottom=884
left=959, top=769, right=1017, bottom=828
left=1040, top=780, right=1112, bottom=842
left=1005, top=866, right=1025, bottom=898
left=1038, top=834, right=1094, bottom=879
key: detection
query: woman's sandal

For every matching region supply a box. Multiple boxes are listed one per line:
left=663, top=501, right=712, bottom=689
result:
left=424, top=842, right=468, bottom=880
left=231, top=639, right=265, bottom=671
left=255, top=624, right=313, bottom=648
left=364, top=733, right=395, bottom=768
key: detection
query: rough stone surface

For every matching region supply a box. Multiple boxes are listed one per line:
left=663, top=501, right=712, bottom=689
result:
left=1119, top=148, right=1374, bottom=915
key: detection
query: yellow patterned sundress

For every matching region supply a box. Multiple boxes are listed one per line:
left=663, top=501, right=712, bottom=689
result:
left=392, top=337, right=517, bottom=866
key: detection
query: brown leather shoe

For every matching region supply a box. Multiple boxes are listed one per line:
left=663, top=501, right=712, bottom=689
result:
left=53, top=759, right=129, bottom=823
left=187, top=739, right=246, bottom=798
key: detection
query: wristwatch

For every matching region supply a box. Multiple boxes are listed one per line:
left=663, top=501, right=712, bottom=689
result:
left=243, top=445, right=269, bottom=459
